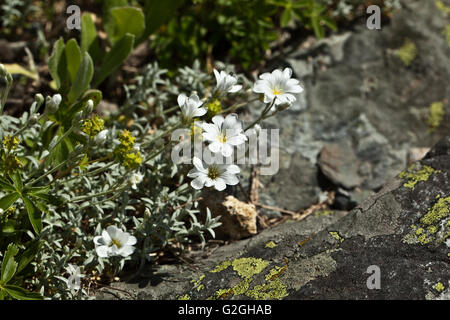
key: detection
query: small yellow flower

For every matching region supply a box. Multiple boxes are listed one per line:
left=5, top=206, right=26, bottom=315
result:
left=206, top=99, right=222, bottom=117
left=3, top=135, right=20, bottom=151
left=81, top=115, right=105, bottom=137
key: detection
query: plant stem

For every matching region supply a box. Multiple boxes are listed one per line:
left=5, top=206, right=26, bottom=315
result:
left=27, top=157, right=71, bottom=187
left=70, top=185, right=128, bottom=203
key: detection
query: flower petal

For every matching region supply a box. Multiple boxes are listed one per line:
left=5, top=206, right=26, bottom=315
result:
left=214, top=178, right=227, bottom=191
left=191, top=175, right=206, bottom=190
left=95, top=245, right=109, bottom=258
left=177, top=93, right=187, bottom=107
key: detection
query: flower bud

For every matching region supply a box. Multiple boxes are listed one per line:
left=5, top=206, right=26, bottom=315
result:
left=83, top=99, right=94, bottom=117
left=72, top=111, right=84, bottom=128
left=46, top=94, right=62, bottom=114
left=30, top=113, right=40, bottom=125
left=5, top=73, right=13, bottom=84
left=35, top=93, right=44, bottom=106
left=0, top=64, right=6, bottom=78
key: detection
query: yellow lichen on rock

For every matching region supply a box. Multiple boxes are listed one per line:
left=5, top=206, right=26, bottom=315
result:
left=395, top=39, right=417, bottom=66
left=398, top=164, right=441, bottom=189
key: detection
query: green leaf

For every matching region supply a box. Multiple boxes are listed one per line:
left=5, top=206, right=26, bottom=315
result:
left=16, top=241, right=42, bottom=274
left=65, top=39, right=82, bottom=83
left=9, top=172, right=23, bottom=193
left=140, top=0, right=184, bottom=43
left=0, top=192, right=20, bottom=211
left=68, top=52, right=94, bottom=103
left=3, top=63, right=39, bottom=81
left=1, top=220, right=16, bottom=235
left=94, top=33, right=134, bottom=87
left=81, top=13, right=101, bottom=63
left=106, top=7, right=145, bottom=45
left=23, top=197, right=42, bottom=234
left=48, top=38, right=68, bottom=90
left=0, top=177, right=15, bottom=192
left=281, top=8, right=292, bottom=27
left=1, top=243, right=19, bottom=284
left=3, top=285, right=43, bottom=300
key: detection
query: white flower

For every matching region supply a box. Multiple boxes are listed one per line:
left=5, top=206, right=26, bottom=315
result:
left=188, top=157, right=240, bottom=191
left=64, top=264, right=84, bottom=290
left=94, top=129, right=108, bottom=144
left=178, top=93, right=206, bottom=121
left=93, top=225, right=137, bottom=258
left=253, top=68, right=303, bottom=106
left=129, top=172, right=144, bottom=190
left=46, top=94, right=62, bottom=113
left=214, top=69, right=242, bottom=94
left=202, top=114, right=247, bottom=157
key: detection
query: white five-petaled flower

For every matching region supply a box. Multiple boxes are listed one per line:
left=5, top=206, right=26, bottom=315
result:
left=202, top=114, right=247, bottom=157
left=188, top=157, right=240, bottom=191
left=213, top=69, right=242, bottom=94
left=93, top=225, right=137, bottom=258
left=129, top=172, right=144, bottom=190
left=178, top=93, right=207, bottom=121
left=253, top=68, right=303, bottom=106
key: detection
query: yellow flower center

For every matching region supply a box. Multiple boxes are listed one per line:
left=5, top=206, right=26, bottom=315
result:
left=218, top=133, right=227, bottom=143
left=272, top=87, right=284, bottom=95
left=110, top=239, right=122, bottom=248
left=207, top=166, right=221, bottom=180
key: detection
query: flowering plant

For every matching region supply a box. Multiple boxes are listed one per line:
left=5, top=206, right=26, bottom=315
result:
left=0, top=27, right=303, bottom=300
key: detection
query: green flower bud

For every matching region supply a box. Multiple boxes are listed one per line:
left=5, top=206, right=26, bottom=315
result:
left=72, top=111, right=84, bottom=128
left=0, top=64, right=6, bottom=78
left=35, top=93, right=44, bottom=106
left=83, top=99, right=94, bottom=117
left=46, top=94, right=62, bottom=114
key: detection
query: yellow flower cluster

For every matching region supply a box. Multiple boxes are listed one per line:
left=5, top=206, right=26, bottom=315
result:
left=206, top=99, right=222, bottom=117
left=81, top=115, right=105, bottom=137
left=114, top=130, right=142, bottom=169
left=3, top=134, right=20, bottom=151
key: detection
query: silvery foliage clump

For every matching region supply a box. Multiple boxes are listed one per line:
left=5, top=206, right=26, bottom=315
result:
left=0, top=59, right=302, bottom=300
left=0, top=62, right=231, bottom=300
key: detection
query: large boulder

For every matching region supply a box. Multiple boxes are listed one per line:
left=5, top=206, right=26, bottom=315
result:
left=240, top=0, right=450, bottom=214
left=96, top=136, right=449, bottom=300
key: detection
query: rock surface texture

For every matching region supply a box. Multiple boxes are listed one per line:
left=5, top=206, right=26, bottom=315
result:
left=241, top=0, right=450, bottom=214
left=96, top=137, right=449, bottom=300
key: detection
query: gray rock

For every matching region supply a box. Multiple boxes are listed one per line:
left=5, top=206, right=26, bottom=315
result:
left=97, top=135, right=450, bottom=300
left=240, top=0, right=449, bottom=212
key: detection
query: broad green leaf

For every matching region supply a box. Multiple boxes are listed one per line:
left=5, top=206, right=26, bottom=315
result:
left=3, top=285, right=43, bottom=300
left=106, top=7, right=145, bottom=45
left=140, top=0, right=184, bottom=43
left=23, top=197, right=42, bottom=234
left=81, top=13, right=101, bottom=63
left=16, top=241, right=42, bottom=274
left=9, top=172, right=23, bottom=193
left=68, top=52, right=94, bottom=103
left=1, top=243, right=19, bottom=284
left=94, top=33, right=134, bottom=87
left=65, top=39, right=82, bottom=83
left=48, top=38, right=68, bottom=90
left=3, top=63, right=39, bottom=81
left=0, top=192, right=20, bottom=211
